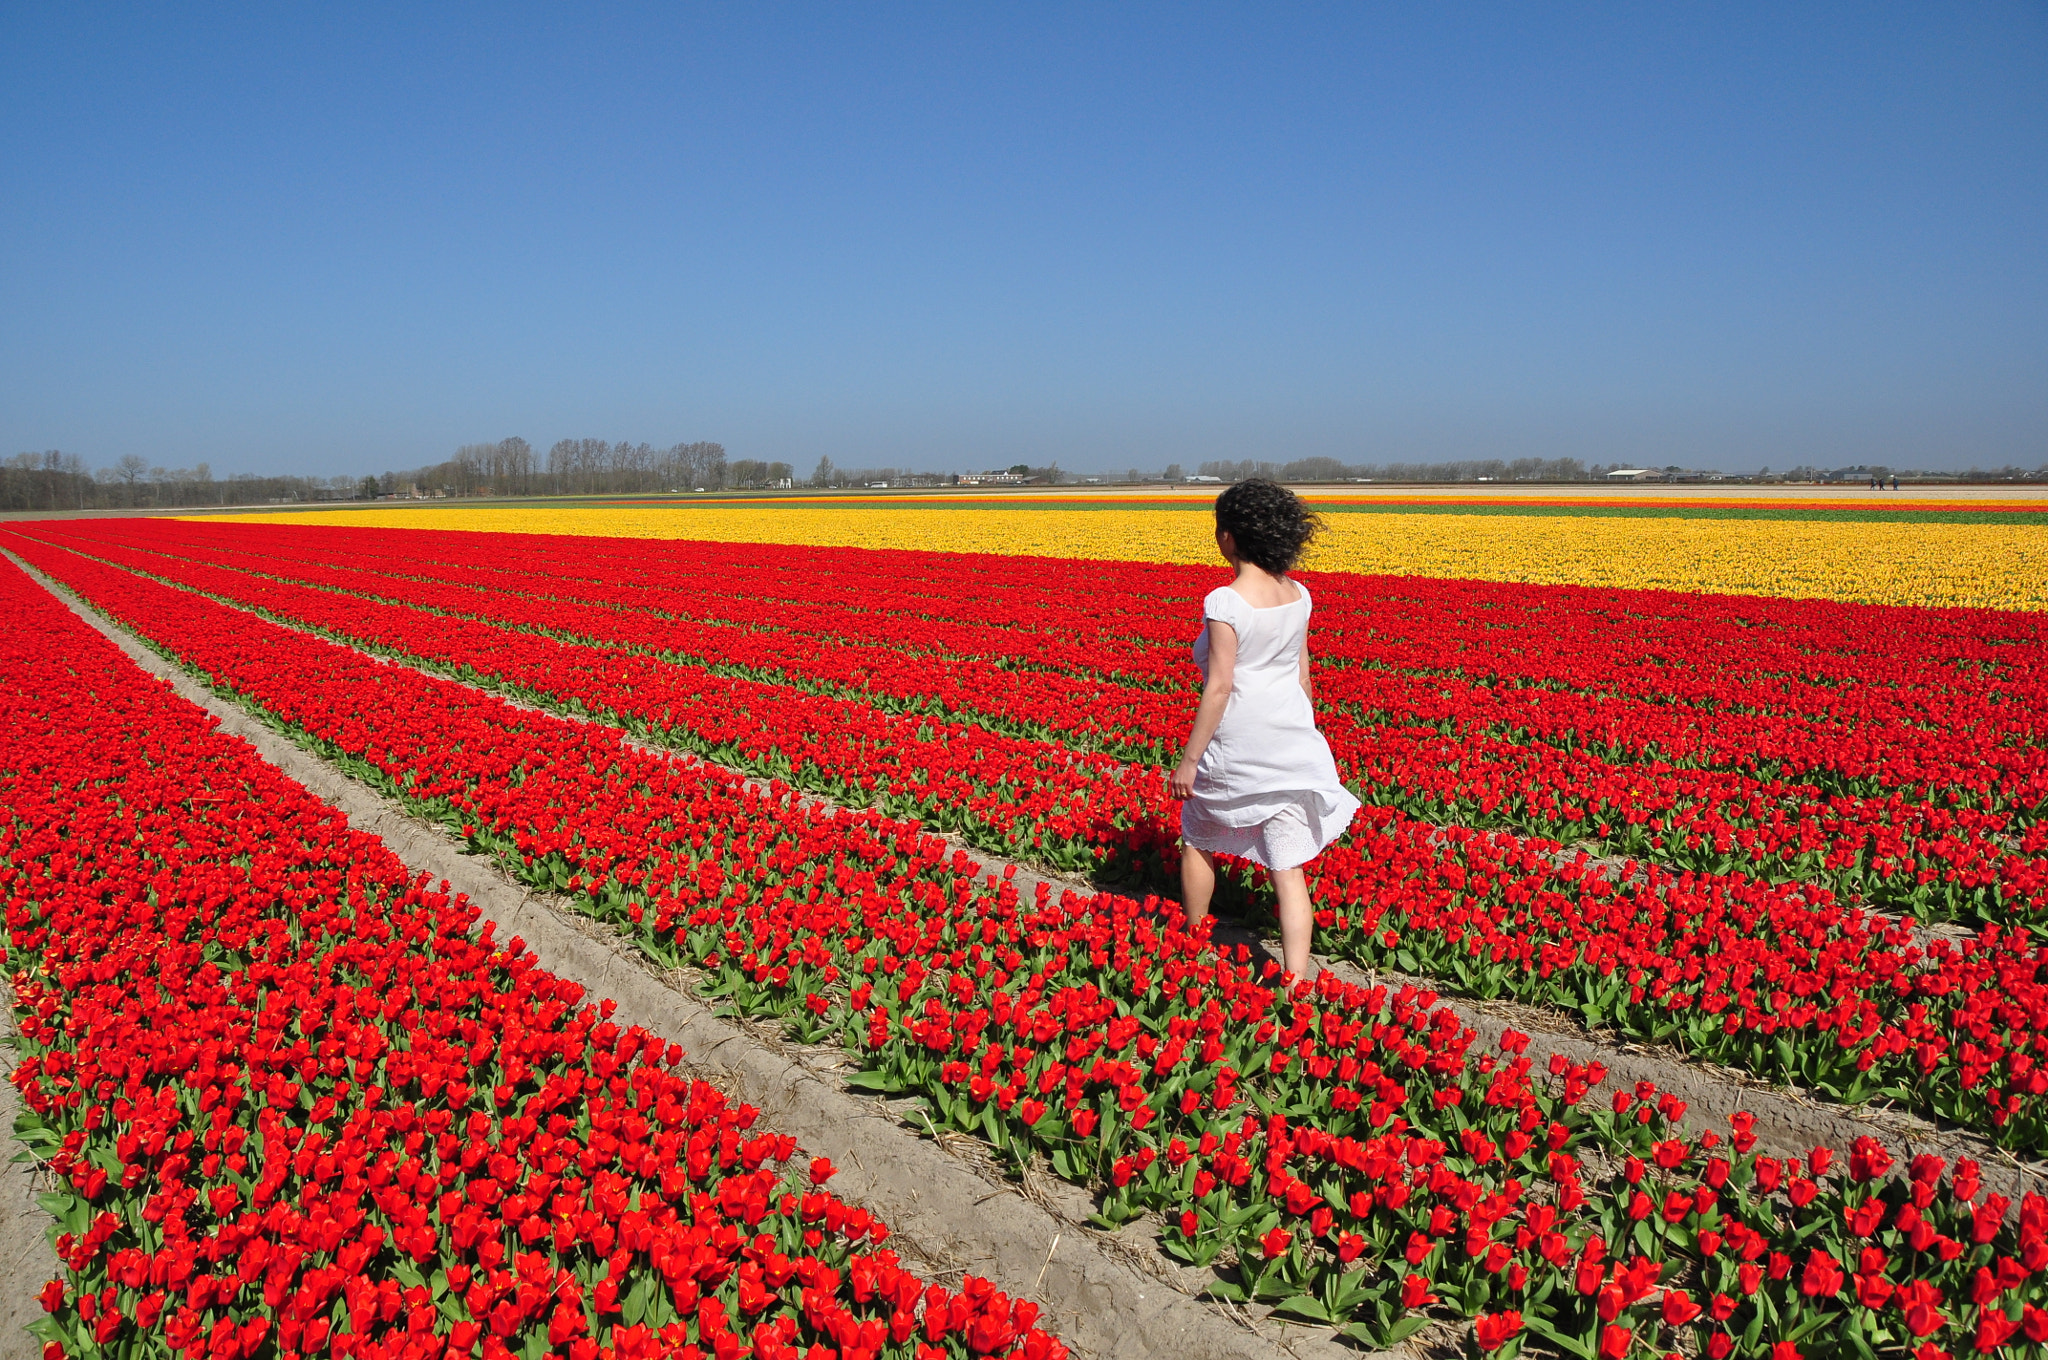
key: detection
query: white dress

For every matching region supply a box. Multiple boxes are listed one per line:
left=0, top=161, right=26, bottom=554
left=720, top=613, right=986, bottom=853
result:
left=1179, top=582, right=1361, bottom=870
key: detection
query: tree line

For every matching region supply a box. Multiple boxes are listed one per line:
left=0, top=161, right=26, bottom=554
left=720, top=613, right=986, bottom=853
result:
left=1185, top=456, right=1609, bottom=483
left=1182, top=456, right=2048, bottom=485
left=431, top=439, right=749, bottom=496
left=10, top=441, right=2044, bottom=513
left=1, top=450, right=353, bottom=512
left=808, top=457, right=973, bottom=488
left=0, top=436, right=735, bottom=511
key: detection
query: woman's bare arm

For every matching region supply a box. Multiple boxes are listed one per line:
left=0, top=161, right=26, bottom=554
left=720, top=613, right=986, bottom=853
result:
left=1298, top=640, right=1313, bottom=705
left=1171, top=621, right=1236, bottom=798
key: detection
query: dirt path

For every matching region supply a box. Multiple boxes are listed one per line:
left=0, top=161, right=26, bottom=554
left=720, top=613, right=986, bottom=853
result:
left=0, top=984, right=57, bottom=1360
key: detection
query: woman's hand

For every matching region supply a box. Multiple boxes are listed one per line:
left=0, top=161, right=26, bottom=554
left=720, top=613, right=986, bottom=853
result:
left=1170, top=756, right=1201, bottom=800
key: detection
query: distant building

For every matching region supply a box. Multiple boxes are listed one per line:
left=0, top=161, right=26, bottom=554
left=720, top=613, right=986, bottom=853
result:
left=1605, top=469, right=1659, bottom=481
left=958, top=471, right=1025, bottom=485
left=1184, top=474, right=1223, bottom=483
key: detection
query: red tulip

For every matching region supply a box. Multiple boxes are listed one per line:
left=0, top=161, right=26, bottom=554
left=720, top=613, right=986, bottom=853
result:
left=1473, top=1311, right=1523, bottom=1351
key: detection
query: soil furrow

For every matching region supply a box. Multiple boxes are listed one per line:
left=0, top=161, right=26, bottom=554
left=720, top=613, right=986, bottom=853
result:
left=0, top=981, right=61, bottom=1360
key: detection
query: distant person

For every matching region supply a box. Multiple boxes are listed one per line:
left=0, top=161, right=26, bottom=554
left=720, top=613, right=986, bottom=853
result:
left=1893, top=476, right=1900, bottom=490
left=1171, top=479, right=1361, bottom=982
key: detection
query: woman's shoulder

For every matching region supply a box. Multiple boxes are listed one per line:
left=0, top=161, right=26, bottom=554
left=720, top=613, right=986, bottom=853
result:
left=1202, top=585, right=1254, bottom=627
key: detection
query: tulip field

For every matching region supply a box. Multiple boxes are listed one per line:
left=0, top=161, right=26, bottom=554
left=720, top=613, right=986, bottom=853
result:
left=0, top=553, right=1063, bottom=1360
left=4, top=495, right=2048, bottom=1360
left=220, top=491, right=2048, bottom=610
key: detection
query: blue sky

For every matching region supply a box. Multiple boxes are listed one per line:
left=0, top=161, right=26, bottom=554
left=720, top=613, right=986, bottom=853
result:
left=3, top=3, right=2043, bottom=476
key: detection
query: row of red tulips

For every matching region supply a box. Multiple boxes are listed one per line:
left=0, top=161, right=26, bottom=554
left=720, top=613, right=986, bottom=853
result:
left=81, top=518, right=2048, bottom=809
left=0, top=558, right=1064, bottom=1360
left=21, top=541, right=2048, bottom=1359
left=38, top=522, right=2045, bottom=928
left=10, top=531, right=1137, bottom=876
left=15, top=530, right=2048, bottom=1157
left=62, top=517, right=2048, bottom=804
left=90, top=516, right=2048, bottom=717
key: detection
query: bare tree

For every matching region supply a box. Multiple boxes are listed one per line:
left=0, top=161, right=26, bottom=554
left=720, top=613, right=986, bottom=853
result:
left=110, top=454, right=149, bottom=506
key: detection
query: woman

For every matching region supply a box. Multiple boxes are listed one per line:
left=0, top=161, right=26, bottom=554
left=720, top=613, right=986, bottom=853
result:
left=1170, top=479, right=1361, bottom=981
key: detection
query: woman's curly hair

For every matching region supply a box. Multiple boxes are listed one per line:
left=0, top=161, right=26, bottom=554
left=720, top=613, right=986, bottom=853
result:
left=1214, top=478, right=1322, bottom=574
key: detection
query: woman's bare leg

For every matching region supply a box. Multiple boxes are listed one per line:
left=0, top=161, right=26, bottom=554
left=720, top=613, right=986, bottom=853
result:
left=1272, top=866, right=1315, bottom=982
left=1180, top=843, right=1218, bottom=930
